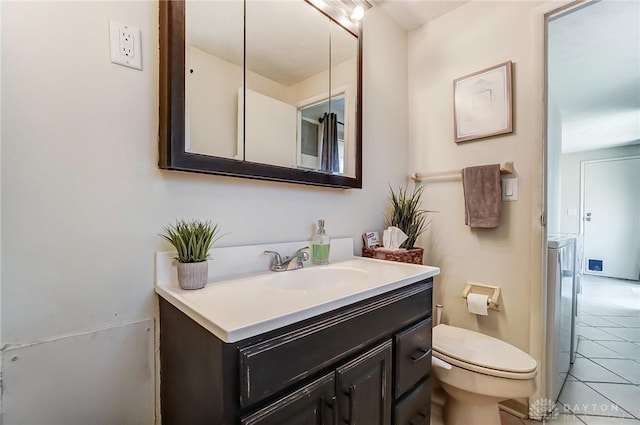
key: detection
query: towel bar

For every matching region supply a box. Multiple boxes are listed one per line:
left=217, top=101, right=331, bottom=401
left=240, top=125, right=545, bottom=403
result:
left=412, top=161, right=514, bottom=183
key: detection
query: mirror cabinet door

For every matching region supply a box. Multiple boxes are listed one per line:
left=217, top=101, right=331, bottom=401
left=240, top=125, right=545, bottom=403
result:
left=330, top=20, right=359, bottom=178
left=244, top=0, right=330, bottom=170
left=185, top=1, right=244, bottom=159
left=159, top=0, right=363, bottom=189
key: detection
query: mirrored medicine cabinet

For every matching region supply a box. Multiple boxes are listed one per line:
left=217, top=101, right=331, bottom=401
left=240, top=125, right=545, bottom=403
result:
left=159, top=0, right=363, bottom=189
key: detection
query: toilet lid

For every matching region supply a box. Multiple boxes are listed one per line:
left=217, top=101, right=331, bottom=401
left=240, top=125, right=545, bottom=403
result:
left=433, top=325, right=537, bottom=377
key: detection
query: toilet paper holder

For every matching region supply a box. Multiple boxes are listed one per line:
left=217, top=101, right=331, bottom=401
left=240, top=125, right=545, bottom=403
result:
left=462, top=282, right=501, bottom=311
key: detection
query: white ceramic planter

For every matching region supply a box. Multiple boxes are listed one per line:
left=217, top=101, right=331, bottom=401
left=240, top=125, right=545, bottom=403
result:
left=176, top=261, right=208, bottom=290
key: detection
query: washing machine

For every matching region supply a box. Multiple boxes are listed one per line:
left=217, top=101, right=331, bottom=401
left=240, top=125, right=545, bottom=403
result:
left=547, top=235, right=577, bottom=402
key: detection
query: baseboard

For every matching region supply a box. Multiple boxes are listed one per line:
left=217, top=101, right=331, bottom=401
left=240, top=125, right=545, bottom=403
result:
left=499, top=399, right=528, bottom=419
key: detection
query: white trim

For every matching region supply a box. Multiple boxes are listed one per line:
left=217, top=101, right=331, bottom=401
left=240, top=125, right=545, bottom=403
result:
left=533, top=0, right=582, bottom=408
left=546, top=0, right=592, bottom=21
left=295, top=85, right=349, bottom=109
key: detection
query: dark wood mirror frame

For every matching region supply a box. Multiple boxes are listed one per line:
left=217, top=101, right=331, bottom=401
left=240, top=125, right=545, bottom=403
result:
left=159, top=0, right=363, bottom=189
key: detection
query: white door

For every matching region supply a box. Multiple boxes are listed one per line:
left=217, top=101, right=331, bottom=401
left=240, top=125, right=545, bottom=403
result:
left=582, top=156, right=640, bottom=280
left=240, top=88, right=298, bottom=168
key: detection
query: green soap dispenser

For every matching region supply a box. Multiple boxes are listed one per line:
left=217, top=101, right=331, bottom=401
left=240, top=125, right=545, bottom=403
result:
left=311, top=219, right=330, bottom=265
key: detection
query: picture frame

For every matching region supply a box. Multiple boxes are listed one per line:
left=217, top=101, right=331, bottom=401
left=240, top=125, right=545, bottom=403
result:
left=453, top=61, right=513, bottom=143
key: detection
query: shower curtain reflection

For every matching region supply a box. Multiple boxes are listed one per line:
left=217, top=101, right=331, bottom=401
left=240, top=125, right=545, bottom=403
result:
left=321, top=112, right=340, bottom=173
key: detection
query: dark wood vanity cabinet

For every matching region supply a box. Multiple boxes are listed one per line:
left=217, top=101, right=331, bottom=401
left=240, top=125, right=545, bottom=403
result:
left=240, top=372, right=336, bottom=425
left=242, top=341, right=392, bottom=425
left=159, top=279, right=433, bottom=425
left=336, top=340, right=393, bottom=425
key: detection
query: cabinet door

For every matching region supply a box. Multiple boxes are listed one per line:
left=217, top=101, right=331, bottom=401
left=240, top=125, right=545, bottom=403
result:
left=241, top=373, right=336, bottom=425
left=393, top=378, right=431, bottom=425
left=394, top=317, right=432, bottom=397
left=336, top=340, right=393, bottom=425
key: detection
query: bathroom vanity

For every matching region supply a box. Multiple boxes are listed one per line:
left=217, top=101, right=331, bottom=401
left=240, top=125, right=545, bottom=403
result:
left=155, top=241, right=439, bottom=425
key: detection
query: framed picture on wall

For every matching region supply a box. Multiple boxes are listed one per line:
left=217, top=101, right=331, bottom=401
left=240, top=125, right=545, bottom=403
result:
left=453, top=61, right=513, bottom=143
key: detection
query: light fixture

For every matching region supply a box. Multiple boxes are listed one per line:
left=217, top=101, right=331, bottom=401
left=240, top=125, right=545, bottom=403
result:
left=323, top=0, right=372, bottom=27
left=350, top=5, right=365, bottom=21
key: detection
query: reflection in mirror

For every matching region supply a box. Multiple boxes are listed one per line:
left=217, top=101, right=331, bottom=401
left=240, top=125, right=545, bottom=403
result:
left=331, top=20, right=358, bottom=177
left=244, top=1, right=331, bottom=170
left=288, top=17, right=359, bottom=177
left=158, top=0, right=363, bottom=188
left=298, top=98, right=345, bottom=173
left=185, top=1, right=244, bottom=158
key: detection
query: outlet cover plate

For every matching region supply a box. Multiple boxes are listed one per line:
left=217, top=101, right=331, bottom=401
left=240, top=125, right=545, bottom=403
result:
left=109, top=19, right=142, bottom=70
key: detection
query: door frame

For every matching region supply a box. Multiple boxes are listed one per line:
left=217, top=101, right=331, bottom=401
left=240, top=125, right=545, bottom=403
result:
left=536, top=0, right=591, bottom=411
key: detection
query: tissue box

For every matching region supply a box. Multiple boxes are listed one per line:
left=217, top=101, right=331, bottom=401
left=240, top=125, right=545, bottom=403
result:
left=361, top=247, right=424, bottom=265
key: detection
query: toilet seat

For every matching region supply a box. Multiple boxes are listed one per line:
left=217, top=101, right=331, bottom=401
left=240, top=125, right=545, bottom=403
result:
left=433, top=324, right=537, bottom=380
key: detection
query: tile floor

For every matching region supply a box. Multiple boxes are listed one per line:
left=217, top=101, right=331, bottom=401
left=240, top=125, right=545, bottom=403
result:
left=555, top=275, right=640, bottom=424
left=431, top=274, right=640, bottom=425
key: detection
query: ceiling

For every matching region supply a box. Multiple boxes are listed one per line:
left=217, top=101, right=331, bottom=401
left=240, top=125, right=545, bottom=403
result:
left=187, top=1, right=358, bottom=86
left=372, top=0, right=468, bottom=31
left=548, top=0, right=640, bottom=153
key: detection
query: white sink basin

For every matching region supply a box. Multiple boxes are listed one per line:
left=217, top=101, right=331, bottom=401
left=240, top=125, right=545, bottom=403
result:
left=267, top=266, right=369, bottom=291
left=156, top=255, right=440, bottom=342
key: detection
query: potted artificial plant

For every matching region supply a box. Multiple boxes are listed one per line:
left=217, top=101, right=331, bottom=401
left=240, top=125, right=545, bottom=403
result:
left=382, top=185, right=429, bottom=264
left=160, top=219, right=222, bottom=290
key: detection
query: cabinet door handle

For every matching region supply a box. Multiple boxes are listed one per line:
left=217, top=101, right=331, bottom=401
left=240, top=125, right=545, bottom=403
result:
left=323, top=395, right=337, bottom=425
left=408, top=410, right=429, bottom=425
left=343, top=384, right=356, bottom=425
left=410, top=348, right=431, bottom=364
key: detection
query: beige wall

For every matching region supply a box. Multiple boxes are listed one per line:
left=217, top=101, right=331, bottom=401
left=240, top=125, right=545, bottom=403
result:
left=187, top=45, right=295, bottom=157
left=1, top=2, right=408, bottom=423
left=408, top=1, right=550, bottom=403
left=560, top=144, right=640, bottom=234
left=186, top=46, right=244, bottom=157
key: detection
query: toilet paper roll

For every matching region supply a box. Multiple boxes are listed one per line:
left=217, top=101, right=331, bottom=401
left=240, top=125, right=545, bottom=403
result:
left=467, top=293, right=489, bottom=316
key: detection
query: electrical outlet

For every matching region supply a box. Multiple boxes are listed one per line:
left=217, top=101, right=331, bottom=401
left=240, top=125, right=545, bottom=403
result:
left=109, top=19, right=142, bottom=70
left=119, top=28, right=134, bottom=57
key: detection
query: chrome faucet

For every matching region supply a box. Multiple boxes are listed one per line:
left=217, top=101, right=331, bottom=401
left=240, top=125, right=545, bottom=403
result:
left=264, top=247, right=310, bottom=272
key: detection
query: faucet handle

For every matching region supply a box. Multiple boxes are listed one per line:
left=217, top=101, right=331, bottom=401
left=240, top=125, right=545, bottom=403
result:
left=294, top=246, right=310, bottom=262
left=264, top=250, right=283, bottom=266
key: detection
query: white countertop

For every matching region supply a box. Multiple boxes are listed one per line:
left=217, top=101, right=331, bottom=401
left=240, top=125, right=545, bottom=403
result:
left=155, top=239, right=440, bottom=342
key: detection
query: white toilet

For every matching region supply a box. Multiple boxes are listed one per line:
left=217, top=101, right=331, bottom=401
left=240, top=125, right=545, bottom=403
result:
left=431, top=324, right=538, bottom=425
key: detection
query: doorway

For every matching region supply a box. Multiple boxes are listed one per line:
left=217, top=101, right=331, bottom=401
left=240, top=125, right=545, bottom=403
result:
left=581, top=156, right=640, bottom=281
left=297, top=95, right=346, bottom=173
left=545, top=0, right=640, bottom=421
